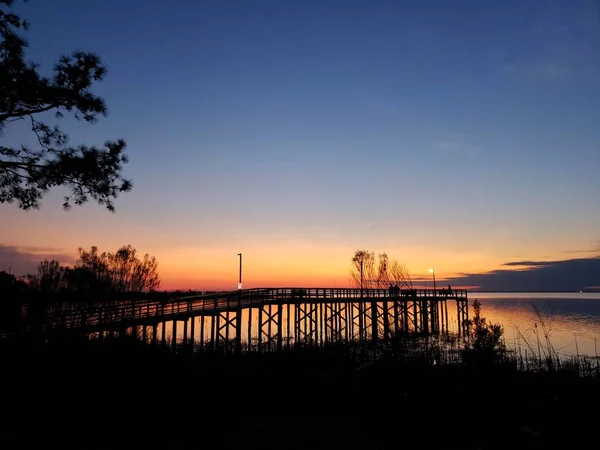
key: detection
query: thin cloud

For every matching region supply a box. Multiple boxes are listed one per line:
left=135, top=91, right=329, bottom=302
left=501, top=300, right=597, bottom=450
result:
left=19, top=245, right=73, bottom=254
left=502, top=261, right=553, bottom=267
left=564, top=242, right=600, bottom=255
left=0, top=244, right=76, bottom=276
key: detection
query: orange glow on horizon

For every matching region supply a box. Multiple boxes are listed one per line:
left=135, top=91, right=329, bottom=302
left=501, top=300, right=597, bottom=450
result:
left=4, top=207, right=597, bottom=292
left=154, top=242, right=500, bottom=291
left=150, top=238, right=514, bottom=289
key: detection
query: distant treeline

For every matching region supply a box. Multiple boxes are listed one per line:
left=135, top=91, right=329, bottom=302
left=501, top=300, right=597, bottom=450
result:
left=1, top=245, right=160, bottom=297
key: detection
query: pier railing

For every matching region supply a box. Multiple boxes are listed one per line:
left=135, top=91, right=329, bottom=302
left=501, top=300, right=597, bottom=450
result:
left=35, top=287, right=467, bottom=334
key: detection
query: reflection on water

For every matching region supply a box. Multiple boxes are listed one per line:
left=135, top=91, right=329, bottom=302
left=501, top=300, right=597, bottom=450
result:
left=474, top=292, right=600, bottom=357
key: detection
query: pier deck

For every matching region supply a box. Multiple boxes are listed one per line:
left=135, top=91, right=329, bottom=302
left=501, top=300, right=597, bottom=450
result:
left=22, top=287, right=469, bottom=351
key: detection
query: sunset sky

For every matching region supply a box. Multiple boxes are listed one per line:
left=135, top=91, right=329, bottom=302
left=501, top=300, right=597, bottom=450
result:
left=2, top=0, right=599, bottom=290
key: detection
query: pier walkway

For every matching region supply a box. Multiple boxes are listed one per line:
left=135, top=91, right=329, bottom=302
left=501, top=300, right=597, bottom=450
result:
left=25, top=287, right=469, bottom=351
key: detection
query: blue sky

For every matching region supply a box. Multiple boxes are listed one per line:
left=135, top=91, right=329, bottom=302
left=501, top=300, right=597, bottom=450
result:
left=2, top=0, right=599, bottom=289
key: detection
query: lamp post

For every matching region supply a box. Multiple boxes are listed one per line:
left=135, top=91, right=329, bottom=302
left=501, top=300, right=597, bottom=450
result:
left=237, top=253, right=242, bottom=290
left=429, top=267, right=436, bottom=294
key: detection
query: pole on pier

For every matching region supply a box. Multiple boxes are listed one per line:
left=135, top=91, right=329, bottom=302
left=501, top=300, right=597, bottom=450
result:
left=190, top=316, right=195, bottom=347
left=171, top=321, right=177, bottom=352
left=319, top=301, right=324, bottom=345
left=429, top=267, right=436, bottom=293
left=371, top=298, right=378, bottom=343
left=248, top=306, right=253, bottom=350
left=277, top=302, right=283, bottom=351
left=183, top=319, right=188, bottom=347
left=445, top=300, right=449, bottom=333
left=287, top=302, right=291, bottom=348
left=235, top=292, right=243, bottom=354
left=237, top=253, right=242, bottom=290
left=383, top=300, right=389, bottom=341
left=258, top=305, right=263, bottom=352
left=210, top=309, right=216, bottom=350
left=200, top=315, right=205, bottom=349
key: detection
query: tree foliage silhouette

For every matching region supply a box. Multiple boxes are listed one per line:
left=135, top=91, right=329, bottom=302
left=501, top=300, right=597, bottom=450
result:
left=24, top=245, right=160, bottom=294
left=25, top=259, right=64, bottom=292
left=75, top=245, right=160, bottom=293
left=350, top=250, right=412, bottom=289
left=0, top=269, right=26, bottom=292
left=0, top=0, right=131, bottom=210
left=463, top=299, right=506, bottom=364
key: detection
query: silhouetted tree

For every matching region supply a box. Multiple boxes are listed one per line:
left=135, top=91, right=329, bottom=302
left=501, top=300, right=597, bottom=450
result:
left=350, top=250, right=412, bottom=289
left=463, top=299, right=506, bottom=363
left=107, top=245, right=160, bottom=293
left=74, top=246, right=112, bottom=292
left=22, top=246, right=161, bottom=295
left=0, top=269, right=26, bottom=292
left=0, top=270, right=25, bottom=331
left=62, top=266, right=98, bottom=293
left=387, top=259, right=413, bottom=289
left=25, top=259, right=65, bottom=292
left=0, top=0, right=131, bottom=210
left=75, top=245, right=160, bottom=293
left=350, top=250, right=374, bottom=291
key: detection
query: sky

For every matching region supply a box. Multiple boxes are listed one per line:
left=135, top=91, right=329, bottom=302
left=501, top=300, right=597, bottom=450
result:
left=1, top=0, right=599, bottom=291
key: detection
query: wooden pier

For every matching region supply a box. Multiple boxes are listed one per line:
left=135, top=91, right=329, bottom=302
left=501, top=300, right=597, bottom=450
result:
left=32, top=288, right=469, bottom=351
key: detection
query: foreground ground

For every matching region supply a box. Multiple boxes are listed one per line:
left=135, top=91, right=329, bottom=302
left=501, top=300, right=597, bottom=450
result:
left=1, top=337, right=598, bottom=449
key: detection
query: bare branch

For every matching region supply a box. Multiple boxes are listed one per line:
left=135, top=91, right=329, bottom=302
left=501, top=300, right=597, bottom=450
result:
left=0, top=103, right=59, bottom=122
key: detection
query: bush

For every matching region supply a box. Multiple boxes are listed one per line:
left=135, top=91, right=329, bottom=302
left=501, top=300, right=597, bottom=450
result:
left=463, top=299, right=507, bottom=364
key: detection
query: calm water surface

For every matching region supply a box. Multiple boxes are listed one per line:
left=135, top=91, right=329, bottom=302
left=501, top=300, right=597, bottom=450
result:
left=474, top=292, right=600, bottom=358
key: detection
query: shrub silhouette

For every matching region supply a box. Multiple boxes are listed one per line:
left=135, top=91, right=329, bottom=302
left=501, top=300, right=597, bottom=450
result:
left=463, top=299, right=506, bottom=364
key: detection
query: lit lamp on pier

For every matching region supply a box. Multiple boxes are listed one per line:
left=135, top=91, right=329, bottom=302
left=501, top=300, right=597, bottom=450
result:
left=429, top=267, right=436, bottom=294
left=237, top=253, right=243, bottom=290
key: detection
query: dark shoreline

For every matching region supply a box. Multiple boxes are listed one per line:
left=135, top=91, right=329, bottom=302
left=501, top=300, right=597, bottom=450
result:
left=2, top=334, right=599, bottom=449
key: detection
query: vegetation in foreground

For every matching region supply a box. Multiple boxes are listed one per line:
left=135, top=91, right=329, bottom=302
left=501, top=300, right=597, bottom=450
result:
left=2, top=301, right=599, bottom=449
